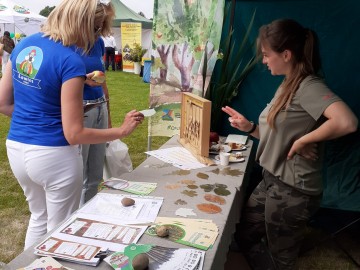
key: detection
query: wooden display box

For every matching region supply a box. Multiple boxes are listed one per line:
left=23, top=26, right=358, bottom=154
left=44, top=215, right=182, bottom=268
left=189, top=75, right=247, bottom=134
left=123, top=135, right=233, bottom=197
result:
left=180, top=92, right=211, bottom=158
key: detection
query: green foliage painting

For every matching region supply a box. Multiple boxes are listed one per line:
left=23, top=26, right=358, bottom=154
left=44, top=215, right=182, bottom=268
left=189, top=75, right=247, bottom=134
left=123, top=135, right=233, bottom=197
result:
left=149, top=0, right=225, bottom=137
left=151, top=0, right=225, bottom=96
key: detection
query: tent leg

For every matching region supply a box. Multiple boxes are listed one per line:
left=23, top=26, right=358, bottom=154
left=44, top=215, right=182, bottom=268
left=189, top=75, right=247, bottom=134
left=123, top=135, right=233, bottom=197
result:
left=147, top=135, right=152, bottom=153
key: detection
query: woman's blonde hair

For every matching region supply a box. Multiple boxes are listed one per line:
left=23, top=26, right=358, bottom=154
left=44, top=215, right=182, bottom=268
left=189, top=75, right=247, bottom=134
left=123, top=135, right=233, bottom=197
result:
left=256, top=19, right=321, bottom=129
left=41, top=0, right=115, bottom=54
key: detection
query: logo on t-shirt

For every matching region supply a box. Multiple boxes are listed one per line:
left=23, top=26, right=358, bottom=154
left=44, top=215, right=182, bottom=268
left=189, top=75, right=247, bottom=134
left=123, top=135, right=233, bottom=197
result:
left=322, top=94, right=334, bottom=101
left=14, top=46, right=43, bottom=88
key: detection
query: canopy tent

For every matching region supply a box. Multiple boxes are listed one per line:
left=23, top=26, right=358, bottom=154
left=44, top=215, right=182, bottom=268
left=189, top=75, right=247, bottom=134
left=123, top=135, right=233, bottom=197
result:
left=112, top=0, right=153, bottom=29
left=0, top=0, right=46, bottom=37
left=110, top=0, right=153, bottom=58
left=218, top=0, right=360, bottom=212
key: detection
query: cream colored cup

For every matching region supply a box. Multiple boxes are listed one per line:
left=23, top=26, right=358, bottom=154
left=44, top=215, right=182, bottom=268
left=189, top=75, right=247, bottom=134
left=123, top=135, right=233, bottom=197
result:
left=219, top=152, right=230, bottom=166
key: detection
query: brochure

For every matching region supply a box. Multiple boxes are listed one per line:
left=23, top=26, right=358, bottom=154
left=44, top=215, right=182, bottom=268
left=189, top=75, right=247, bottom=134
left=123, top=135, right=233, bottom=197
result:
left=77, top=193, right=163, bottom=224
left=146, top=217, right=218, bottom=250
left=34, top=237, right=102, bottom=266
left=103, top=177, right=157, bottom=195
left=104, top=243, right=205, bottom=270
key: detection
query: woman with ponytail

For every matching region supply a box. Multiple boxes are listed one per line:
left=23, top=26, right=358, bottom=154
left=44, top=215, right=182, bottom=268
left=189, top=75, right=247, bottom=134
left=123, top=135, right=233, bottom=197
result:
left=222, top=19, right=358, bottom=269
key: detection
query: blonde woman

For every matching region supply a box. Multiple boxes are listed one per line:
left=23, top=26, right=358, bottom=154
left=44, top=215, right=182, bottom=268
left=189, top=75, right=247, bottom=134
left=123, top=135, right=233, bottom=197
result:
left=222, top=19, right=358, bottom=269
left=0, top=0, right=144, bottom=249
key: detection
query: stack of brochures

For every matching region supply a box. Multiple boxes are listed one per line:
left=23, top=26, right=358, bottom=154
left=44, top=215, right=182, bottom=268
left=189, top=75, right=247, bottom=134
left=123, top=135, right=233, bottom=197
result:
left=34, top=236, right=102, bottom=266
left=104, top=243, right=205, bottom=270
left=31, top=193, right=164, bottom=267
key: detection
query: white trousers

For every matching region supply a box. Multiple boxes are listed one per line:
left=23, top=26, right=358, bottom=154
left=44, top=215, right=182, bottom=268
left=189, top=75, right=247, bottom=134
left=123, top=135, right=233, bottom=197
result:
left=6, top=140, right=83, bottom=249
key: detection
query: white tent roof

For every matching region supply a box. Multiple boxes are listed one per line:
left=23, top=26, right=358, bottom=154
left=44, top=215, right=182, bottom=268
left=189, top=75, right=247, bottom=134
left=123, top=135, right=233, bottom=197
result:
left=0, top=0, right=46, bottom=36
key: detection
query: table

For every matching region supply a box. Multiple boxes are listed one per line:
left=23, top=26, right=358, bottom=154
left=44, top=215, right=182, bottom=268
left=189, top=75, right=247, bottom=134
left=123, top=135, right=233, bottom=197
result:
left=7, top=135, right=254, bottom=270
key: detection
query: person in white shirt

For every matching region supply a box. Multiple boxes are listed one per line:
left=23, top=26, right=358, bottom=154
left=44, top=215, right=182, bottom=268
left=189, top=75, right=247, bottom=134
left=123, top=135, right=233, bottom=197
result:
left=102, top=33, right=116, bottom=71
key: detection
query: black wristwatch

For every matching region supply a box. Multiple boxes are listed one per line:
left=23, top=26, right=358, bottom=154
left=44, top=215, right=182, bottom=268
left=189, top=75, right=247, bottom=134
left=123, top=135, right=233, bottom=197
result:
left=246, top=121, right=257, bottom=134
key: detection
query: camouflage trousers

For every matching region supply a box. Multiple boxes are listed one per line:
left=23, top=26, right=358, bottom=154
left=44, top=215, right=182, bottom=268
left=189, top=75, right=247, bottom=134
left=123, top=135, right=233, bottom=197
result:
left=236, top=170, right=322, bottom=270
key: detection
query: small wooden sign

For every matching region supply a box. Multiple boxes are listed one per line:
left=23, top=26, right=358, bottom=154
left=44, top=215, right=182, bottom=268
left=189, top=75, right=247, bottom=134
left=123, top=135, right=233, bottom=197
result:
left=180, top=93, right=213, bottom=165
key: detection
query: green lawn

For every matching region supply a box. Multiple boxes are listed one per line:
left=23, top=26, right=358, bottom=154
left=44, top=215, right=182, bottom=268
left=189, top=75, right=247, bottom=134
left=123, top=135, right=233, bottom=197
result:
left=0, top=71, right=357, bottom=269
left=105, top=71, right=167, bottom=166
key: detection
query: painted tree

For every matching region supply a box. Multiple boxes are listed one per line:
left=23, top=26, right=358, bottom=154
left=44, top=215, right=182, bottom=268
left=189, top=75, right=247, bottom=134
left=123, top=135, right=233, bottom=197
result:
left=156, top=45, right=171, bottom=81
left=152, top=0, right=224, bottom=92
left=172, top=42, right=195, bottom=92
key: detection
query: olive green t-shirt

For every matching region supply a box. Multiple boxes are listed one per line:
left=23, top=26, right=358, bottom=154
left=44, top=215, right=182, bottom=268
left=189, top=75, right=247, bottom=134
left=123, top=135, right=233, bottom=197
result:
left=256, top=76, right=341, bottom=195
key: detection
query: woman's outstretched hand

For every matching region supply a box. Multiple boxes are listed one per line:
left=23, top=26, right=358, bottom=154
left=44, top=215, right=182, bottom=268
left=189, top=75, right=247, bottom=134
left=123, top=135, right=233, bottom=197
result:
left=120, top=110, right=144, bottom=137
left=222, top=106, right=253, bottom=132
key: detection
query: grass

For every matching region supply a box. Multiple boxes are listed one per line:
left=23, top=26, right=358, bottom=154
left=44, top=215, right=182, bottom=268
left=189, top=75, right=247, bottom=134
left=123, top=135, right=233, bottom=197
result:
left=0, top=71, right=358, bottom=269
left=105, top=71, right=167, bottom=165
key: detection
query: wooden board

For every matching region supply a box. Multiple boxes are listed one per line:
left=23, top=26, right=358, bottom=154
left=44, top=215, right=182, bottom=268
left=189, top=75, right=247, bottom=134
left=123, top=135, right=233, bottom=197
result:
left=180, top=92, right=211, bottom=161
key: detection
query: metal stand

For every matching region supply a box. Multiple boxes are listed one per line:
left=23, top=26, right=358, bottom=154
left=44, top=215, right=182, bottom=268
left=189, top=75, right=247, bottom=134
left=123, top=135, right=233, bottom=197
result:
left=147, top=135, right=152, bottom=153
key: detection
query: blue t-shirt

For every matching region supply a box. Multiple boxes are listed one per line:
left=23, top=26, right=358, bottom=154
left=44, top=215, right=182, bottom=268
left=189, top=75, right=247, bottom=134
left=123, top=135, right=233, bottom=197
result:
left=75, top=38, right=105, bottom=100
left=8, top=32, right=86, bottom=146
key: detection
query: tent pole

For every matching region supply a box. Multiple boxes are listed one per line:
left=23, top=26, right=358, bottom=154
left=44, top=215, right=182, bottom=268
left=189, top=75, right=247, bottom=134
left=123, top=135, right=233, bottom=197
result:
left=147, top=135, right=152, bottom=151
left=147, top=135, right=152, bottom=156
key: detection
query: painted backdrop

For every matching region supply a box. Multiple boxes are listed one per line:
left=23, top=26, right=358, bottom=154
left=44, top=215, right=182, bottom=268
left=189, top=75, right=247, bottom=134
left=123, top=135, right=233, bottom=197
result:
left=148, top=0, right=225, bottom=137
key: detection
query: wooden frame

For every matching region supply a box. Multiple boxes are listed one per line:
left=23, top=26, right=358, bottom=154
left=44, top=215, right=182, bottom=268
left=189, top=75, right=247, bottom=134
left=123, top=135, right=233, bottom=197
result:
left=179, top=93, right=212, bottom=164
